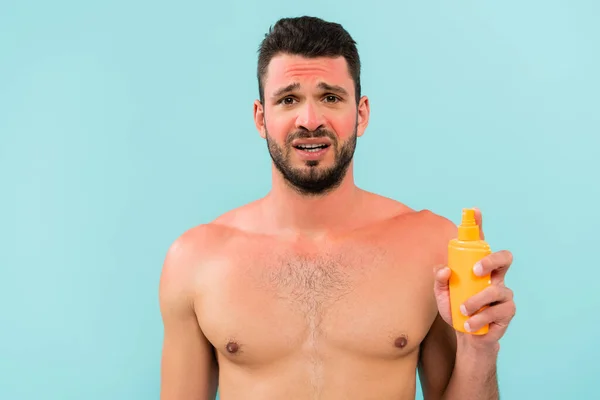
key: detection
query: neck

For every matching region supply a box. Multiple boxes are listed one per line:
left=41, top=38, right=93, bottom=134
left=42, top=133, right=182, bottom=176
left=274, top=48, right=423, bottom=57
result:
left=263, top=163, right=363, bottom=236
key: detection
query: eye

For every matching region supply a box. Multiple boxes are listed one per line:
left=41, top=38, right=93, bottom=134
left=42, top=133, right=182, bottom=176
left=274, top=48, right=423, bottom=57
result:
left=324, top=95, right=340, bottom=103
left=278, top=96, right=297, bottom=105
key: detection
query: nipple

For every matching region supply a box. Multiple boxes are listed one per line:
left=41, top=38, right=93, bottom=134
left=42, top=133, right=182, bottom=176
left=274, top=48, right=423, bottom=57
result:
left=394, top=335, right=408, bottom=349
left=226, top=341, right=239, bottom=354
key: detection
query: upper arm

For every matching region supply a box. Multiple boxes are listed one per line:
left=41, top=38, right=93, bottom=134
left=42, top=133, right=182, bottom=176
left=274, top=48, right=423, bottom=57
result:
left=418, top=313, right=457, bottom=400
left=418, top=210, right=459, bottom=399
left=159, top=230, right=218, bottom=400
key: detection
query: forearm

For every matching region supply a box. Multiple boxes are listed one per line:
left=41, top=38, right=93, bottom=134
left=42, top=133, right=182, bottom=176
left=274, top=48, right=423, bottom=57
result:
left=442, top=337, right=500, bottom=400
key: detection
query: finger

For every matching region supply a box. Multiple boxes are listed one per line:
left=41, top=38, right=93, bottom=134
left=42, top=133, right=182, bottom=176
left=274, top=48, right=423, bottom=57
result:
left=465, top=300, right=516, bottom=333
left=473, top=207, right=484, bottom=240
left=473, top=250, right=513, bottom=283
left=461, top=285, right=514, bottom=317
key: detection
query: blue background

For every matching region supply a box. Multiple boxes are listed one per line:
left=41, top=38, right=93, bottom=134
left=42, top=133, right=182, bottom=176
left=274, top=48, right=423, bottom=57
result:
left=2, top=0, right=598, bottom=399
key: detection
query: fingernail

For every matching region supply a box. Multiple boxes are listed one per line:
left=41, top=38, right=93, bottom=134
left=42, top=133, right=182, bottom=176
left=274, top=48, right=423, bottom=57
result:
left=464, top=322, right=472, bottom=332
left=460, top=304, right=468, bottom=316
left=473, top=262, right=483, bottom=276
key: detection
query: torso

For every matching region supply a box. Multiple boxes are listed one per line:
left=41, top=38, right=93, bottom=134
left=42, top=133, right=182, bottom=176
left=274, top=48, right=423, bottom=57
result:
left=188, top=199, right=450, bottom=399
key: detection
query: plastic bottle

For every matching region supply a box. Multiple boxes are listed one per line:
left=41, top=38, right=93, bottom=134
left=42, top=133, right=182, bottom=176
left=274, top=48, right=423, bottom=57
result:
left=448, top=208, right=492, bottom=335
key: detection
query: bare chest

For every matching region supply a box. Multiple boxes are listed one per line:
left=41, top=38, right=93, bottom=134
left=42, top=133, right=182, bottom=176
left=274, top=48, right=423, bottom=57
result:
left=196, top=241, right=438, bottom=365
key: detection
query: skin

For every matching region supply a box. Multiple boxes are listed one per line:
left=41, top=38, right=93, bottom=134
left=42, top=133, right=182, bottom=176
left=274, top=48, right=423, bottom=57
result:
left=159, top=53, right=516, bottom=399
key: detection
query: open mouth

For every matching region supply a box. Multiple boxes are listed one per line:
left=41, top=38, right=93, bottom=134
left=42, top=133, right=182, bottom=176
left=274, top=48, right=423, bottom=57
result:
left=293, top=143, right=331, bottom=153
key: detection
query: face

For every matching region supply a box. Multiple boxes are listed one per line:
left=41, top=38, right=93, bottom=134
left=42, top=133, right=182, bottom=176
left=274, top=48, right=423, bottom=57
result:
left=254, top=54, right=370, bottom=195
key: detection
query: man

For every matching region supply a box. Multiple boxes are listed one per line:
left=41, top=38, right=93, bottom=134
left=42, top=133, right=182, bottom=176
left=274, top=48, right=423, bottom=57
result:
left=159, top=16, right=516, bottom=400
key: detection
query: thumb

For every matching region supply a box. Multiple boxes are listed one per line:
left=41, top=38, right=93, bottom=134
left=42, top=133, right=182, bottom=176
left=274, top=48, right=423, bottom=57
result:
left=433, top=265, right=451, bottom=294
left=433, top=265, right=453, bottom=324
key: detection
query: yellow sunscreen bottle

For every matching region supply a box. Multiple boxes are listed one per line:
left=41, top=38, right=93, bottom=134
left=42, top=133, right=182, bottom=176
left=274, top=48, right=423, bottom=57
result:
left=448, top=208, right=492, bottom=335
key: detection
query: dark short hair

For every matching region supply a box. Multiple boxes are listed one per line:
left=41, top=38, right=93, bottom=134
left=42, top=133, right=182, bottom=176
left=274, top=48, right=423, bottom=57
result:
left=257, top=16, right=361, bottom=104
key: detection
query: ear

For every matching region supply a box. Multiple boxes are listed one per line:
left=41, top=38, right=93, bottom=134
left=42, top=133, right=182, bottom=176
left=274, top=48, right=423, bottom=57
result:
left=356, top=96, right=370, bottom=137
left=254, top=100, right=266, bottom=139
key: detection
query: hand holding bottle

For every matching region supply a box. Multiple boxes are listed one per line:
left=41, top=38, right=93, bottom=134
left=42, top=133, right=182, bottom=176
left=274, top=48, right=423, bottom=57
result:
left=433, top=208, right=516, bottom=347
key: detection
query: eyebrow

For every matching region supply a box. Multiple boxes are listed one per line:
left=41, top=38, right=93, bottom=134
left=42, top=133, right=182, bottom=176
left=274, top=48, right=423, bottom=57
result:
left=271, top=81, right=349, bottom=99
left=272, top=83, right=300, bottom=98
left=317, top=82, right=349, bottom=96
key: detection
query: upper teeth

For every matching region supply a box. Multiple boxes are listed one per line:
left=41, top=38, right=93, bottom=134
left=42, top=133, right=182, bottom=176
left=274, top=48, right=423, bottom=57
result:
left=298, top=144, right=326, bottom=149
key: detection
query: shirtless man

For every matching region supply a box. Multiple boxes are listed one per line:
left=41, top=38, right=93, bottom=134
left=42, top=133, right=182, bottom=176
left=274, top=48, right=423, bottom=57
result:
left=159, top=16, right=516, bottom=400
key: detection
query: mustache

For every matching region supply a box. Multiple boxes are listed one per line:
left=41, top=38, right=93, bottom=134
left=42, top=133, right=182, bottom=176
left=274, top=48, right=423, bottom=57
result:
left=285, top=128, right=337, bottom=146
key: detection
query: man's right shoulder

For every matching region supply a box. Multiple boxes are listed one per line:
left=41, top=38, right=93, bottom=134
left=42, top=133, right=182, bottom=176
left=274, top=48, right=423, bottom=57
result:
left=161, top=200, right=261, bottom=280
left=163, top=222, right=233, bottom=269
left=159, top=222, right=240, bottom=309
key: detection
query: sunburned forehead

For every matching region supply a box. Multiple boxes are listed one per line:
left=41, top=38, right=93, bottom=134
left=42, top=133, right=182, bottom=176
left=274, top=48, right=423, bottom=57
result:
left=265, top=54, right=354, bottom=98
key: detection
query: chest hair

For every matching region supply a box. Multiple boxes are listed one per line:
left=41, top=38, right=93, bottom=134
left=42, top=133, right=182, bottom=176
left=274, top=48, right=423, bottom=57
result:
left=258, top=246, right=382, bottom=327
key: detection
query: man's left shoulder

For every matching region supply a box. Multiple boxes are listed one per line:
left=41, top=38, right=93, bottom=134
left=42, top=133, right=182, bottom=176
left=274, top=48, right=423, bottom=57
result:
left=385, top=207, right=458, bottom=245
left=404, top=210, right=459, bottom=266
left=414, top=209, right=458, bottom=238
left=364, top=192, right=457, bottom=239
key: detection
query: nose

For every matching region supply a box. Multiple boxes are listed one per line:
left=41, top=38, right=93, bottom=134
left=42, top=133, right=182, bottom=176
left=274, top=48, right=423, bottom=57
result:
left=295, top=101, right=325, bottom=132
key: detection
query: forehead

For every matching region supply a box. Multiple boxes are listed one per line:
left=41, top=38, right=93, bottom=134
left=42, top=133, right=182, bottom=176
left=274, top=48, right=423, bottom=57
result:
left=264, top=54, right=353, bottom=94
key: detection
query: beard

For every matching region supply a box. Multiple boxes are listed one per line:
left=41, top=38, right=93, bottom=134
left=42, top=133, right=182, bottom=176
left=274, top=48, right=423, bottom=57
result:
left=265, top=125, right=357, bottom=196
